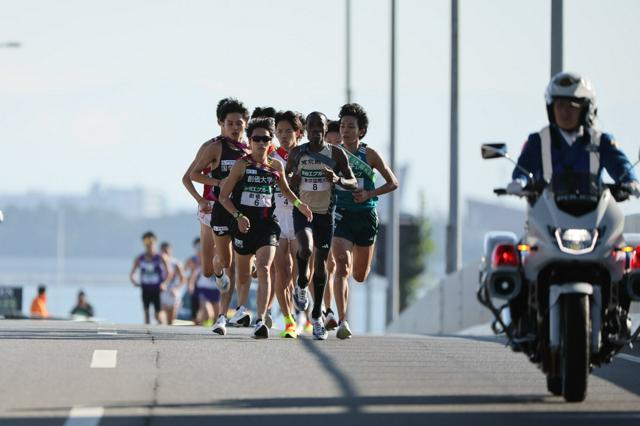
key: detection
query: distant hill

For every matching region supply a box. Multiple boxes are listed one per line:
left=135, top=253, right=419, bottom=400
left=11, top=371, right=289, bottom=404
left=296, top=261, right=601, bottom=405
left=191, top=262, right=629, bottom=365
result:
left=0, top=205, right=199, bottom=259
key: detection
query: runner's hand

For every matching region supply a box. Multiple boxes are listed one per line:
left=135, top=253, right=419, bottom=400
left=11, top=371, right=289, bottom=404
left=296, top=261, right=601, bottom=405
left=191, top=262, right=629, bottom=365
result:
left=323, top=167, right=339, bottom=184
left=353, top=188, right=371, bottom=203
left=198, top=198, right=212, bottom=214
left=298, top=203, right=313, bottom=222
left=238, top=215, right=251, bottom=233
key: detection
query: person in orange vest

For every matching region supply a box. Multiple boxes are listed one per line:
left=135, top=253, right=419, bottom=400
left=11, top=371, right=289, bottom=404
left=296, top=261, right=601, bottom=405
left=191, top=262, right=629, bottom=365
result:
left=30, top=285, right=49, bottom=318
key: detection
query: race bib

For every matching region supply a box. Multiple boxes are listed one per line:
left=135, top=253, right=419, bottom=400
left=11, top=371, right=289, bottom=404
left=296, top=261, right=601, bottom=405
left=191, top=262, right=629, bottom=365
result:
left=241, top=191, right=273, bottom=207
left=301, top=177, right=330, bottom=192
left=275, top=192, right=292, bottom=209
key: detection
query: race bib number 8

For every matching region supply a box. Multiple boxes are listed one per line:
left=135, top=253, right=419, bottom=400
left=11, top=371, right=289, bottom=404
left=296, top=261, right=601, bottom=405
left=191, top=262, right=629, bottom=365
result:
left=241, top=191, right=273, bottom=207
left=301, top=178, right=330, bottom=192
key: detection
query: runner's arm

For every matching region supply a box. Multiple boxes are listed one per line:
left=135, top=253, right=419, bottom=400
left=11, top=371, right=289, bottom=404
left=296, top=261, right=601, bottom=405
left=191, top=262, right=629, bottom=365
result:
left=129, top=258, right=141, bottom=287
left=359, top=147, right=399, bottom=200
left=190, top=141, right=223, bottom=188
left=218, top=160, right=245, bottom=217
left=333, top=148, right=358, bottom=190
left=274, top=161, right=313, bottom=221
left=159, top=255, right=171, bottom=290
left=182, top=141, right=211, bottom=204
left=175, top=262, right=187, bottom=287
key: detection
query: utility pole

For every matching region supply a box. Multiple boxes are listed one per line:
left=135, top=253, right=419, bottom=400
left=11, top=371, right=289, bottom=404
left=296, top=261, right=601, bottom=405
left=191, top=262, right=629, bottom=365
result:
left=550, top=0, right=563, bottom=76
left=386, top=0, right=400, bottom=325
left=446, top=0, right=460, bottom=274
left=346, top=0, right=352, bottom=103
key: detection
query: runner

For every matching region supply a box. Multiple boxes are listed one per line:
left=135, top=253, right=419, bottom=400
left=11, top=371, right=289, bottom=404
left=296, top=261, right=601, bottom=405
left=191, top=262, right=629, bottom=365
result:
left=218, top=117, right=312, bottom=338
left=184, top=237, right=201, bottom=323
left=182, top=98, right=235, bottom=284
left=189, top=248, right=222, bottom=330
left=332, top=103, right=399, bottom=339
left=272, top=110, right=305, bottom=338
left=160, top=242, right=186, bottom=325
left=322, top=119, right=342, bottom=330
left=286, top=111, right=356, bottom=340
left=189, top=98, right=251, bottom=330
left=129, top=231, right=170, bottom=325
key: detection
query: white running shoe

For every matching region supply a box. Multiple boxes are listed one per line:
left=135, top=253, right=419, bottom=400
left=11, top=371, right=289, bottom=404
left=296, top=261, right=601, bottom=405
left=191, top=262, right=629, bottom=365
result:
left=265, top=312, right=273, bottom=329
left=215, top=272, right=230, bottom=293
left=253, top=320, right=269, bottom=339
left=312, top=317, right=328, bottom=340
left=228, top=306, right=251, bottom=327
left=336, top=320, right=352, bottom=340
left=212, top=315, right=227, bottom=335
left=324, top=310, right=338, bottom=331
left=293, top=285, right=310, bottom=311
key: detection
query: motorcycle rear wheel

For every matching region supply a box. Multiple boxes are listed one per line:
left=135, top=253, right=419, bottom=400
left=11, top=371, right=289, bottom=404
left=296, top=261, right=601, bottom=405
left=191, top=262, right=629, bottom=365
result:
left=561, top=294, right=590, bottom=402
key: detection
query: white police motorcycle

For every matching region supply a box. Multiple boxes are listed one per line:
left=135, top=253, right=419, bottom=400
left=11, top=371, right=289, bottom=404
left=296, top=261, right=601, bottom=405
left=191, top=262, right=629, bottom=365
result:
left=478, top=143, right=640, bottom=402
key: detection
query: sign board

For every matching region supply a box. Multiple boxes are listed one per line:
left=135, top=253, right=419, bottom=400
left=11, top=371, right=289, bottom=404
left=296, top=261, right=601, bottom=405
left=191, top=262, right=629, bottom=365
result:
left=0, top=286, right=22, bottom=315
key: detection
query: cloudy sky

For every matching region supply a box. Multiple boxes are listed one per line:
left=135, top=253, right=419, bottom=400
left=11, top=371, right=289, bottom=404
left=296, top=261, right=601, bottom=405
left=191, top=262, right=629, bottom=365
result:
left=2, top=0, right=640, bottom=217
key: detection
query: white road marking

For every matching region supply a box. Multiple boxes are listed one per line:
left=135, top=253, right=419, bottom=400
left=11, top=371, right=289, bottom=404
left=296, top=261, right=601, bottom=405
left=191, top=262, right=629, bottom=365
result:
left=617, top=353, right=640, bottom=364
left=90, top=350, right=118, bottom=368
left=63, top=406, right=104, bottom=426
left=97, top=328, right=117, bottom=335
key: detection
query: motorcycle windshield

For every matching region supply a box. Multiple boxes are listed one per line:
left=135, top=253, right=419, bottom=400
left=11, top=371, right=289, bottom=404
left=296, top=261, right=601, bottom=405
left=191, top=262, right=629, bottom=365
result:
left=551, top=171, right=602, bottom=217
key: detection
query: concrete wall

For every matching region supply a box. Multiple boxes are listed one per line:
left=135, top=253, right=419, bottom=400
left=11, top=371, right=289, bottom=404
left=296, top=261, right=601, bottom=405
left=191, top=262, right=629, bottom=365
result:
left=389, top=213, right=640, bottom=334
left=387, top=262, right=493, bottom=335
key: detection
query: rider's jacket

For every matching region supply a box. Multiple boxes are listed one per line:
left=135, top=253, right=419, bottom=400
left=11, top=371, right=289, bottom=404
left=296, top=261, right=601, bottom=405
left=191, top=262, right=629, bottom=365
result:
left=512, top=124, right=637, bottom=184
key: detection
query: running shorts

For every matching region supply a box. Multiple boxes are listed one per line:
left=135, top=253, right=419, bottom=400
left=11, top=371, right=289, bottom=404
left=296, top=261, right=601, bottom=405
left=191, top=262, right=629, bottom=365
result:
left=333, top=207, right=378, bottom=247
left=141, top=286, right=161, bottom=312
left=211, top=202, right=233, bottom=236
left=293, top=208, right=334, bottom=250
left=274, top=207, right=295, bottom=241
left=232, top=217, right=280, bottom=256
left=197, top=287, right=221, bottom=303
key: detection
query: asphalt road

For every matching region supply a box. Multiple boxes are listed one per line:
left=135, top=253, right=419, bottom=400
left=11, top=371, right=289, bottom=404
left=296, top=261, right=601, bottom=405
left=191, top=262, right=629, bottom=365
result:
left=0, top=320, right=639, bottom=425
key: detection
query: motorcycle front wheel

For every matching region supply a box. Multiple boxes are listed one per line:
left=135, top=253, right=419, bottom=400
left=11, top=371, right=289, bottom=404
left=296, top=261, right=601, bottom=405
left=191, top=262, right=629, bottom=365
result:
left=561, top=293, right=590, bottom=402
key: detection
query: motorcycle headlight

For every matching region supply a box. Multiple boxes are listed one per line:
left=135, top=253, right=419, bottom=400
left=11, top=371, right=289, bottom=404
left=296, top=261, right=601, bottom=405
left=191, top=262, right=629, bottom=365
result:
left=554, top=228, right=598, bottom=255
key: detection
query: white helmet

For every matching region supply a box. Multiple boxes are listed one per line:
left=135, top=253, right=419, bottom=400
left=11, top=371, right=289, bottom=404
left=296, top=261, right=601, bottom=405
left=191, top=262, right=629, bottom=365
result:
left=545, top=72, right=597, bottom=127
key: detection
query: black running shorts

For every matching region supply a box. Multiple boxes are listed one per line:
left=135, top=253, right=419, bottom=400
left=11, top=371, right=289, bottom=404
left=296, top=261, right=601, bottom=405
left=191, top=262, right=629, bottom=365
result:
left=293, top=208, right=334, bottom=250
left=141, top=286, right=161, bottom=312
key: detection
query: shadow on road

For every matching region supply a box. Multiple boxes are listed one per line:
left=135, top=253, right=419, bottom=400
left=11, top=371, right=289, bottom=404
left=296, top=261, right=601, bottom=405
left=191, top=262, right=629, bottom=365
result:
left=3, top=410, right=640, bottom=426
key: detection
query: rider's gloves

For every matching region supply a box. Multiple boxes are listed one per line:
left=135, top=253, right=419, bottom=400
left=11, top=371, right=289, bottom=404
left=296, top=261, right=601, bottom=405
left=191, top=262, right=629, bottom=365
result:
left=622, top=180, right=640, bottom=197
left=506, top=179, right=527, bottom=196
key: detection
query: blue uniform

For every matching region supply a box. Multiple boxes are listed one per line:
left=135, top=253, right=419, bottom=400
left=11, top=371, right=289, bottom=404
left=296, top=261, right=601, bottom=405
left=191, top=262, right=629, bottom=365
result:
left=513, top=125, right=637, bottom=184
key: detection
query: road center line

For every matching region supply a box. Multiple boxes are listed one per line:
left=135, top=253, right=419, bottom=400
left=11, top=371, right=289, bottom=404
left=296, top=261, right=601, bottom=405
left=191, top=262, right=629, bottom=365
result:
left=63, top=406, right=104, bottom=426
left=90, top=350, right=118, bottom=368
left=97, top=328, right=117, bottom=335
left=617, top=353, right=640, bottom=364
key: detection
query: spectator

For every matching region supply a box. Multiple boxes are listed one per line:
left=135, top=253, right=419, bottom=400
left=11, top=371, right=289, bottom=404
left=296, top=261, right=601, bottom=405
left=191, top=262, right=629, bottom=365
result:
left=71, top=290, right=94, bottom=318
left=30, top=285, right=48, bottom=318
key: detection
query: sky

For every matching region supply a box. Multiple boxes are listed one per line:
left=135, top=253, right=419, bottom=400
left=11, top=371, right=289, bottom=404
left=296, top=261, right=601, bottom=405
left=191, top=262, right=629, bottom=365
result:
left=2, top=0, right=640, bottom=218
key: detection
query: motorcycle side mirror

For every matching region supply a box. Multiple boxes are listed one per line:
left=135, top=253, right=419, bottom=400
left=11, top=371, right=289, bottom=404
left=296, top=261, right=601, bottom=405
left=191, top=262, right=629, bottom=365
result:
left=481, top=143, right=508, bottom=159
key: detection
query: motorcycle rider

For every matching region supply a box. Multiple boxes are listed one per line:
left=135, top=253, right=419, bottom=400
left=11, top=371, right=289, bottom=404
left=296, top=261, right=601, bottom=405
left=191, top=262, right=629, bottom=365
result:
left=510, top=72, right=640, bottom=195
left=509, top=72, right=640, bottom=341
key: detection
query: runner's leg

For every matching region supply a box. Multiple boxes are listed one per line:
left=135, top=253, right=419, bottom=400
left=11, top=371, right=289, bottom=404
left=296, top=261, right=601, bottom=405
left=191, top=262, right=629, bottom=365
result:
left=332, top=237, right=354, bottom=322
left=351, top=243, right=376, bottom=283
left=255, top=245, right=276, bottom=322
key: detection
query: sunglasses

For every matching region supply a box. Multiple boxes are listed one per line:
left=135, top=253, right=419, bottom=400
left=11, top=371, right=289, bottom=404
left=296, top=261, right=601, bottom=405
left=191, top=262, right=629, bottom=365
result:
left=250, top=135, right=272, bottom=143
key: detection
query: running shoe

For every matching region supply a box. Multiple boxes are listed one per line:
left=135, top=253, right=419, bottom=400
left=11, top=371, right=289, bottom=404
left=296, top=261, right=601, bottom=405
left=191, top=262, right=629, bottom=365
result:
left=293, top=285, right=310, bottom=311
left=265, top=311, right=273, bottom=329
left=214, top=272, right=230, bottom=293
left=304, top=319, right=313, bottom=334
left=253, top=320, right=269, bottom=339
left=212, top=315, right=227, bottom=335
left=228, top=306, right=252, bottom=327
left=295, top=310, right=306, bottom=335
left=336, top=320, right=352, bottom=340
left=280, top=322, right=298, bottom=339
left=311, top=317, right=328, bottom=340
left=324, top=310, right=338, bottom=331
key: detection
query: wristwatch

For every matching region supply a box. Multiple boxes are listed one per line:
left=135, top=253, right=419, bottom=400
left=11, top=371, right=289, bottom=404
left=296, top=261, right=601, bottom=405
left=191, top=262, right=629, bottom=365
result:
left=233, top=211, right=243, bottom=220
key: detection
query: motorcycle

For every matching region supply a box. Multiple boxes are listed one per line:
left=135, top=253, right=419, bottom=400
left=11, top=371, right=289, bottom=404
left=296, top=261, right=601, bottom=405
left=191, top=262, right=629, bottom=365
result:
left=477, top=142, right=640, bottom=402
